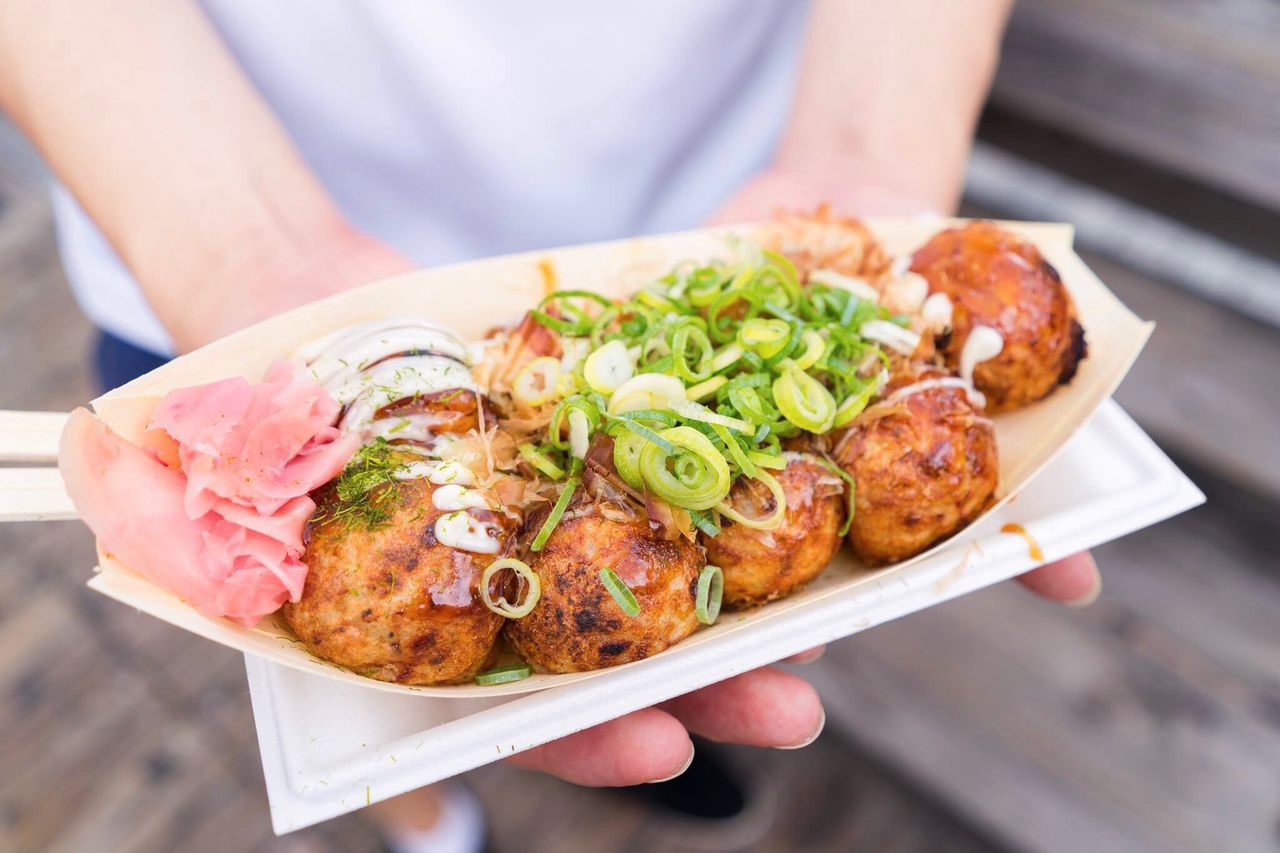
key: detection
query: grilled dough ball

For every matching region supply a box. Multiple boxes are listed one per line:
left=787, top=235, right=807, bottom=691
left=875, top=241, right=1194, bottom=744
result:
left=835, top=370, right=998, bottom=565
left=756, top=207, right=892, bottom=283
left=283, top=479, right=517, bottom=686
left=506, top=510, right=703, bottom=673
left=701, top=454, right=845, bottom=608
left=910, top=221, right=1087, bottom=412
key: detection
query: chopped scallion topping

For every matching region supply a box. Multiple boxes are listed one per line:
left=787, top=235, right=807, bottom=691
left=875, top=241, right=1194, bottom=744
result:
left=599, top=566, right=641, bottom=617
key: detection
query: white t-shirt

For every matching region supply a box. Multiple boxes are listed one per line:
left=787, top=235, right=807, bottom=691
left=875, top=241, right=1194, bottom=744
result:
left=52, top=1, right=809, bottom=355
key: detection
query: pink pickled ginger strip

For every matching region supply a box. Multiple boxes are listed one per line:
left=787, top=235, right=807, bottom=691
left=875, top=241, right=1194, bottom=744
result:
left=150, top=361, right=351, bottom=517
left=60, top=363, right=357, bottom=626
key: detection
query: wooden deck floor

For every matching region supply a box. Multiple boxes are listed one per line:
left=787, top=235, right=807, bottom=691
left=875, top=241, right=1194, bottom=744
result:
left=2, top=117, right=1278, bottom=852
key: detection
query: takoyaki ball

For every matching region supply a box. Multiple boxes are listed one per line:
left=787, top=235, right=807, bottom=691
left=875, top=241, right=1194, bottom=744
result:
left=701, top=454, right=845, bottom=608
left=756, top=206, right=892, bottom=283
left=505, top=510, right=703, bottom=673
left=283, top=478, right=517, bottom=685
left=910, top=221, right=1087, bottom=412
left=835, top=369, right=998, bottom=565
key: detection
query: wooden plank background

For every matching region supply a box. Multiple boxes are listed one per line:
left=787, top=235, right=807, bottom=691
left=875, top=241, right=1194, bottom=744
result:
left=998, top=0, right=1280, bottom=210
left=4, top=0, right=1280, bottom=845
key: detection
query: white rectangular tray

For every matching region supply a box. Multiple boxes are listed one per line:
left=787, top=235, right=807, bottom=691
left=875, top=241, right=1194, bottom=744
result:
left=247, top=400, right=1203, bottom=834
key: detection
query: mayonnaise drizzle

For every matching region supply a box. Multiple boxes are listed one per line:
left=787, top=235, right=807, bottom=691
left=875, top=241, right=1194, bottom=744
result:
left=921, top=293, right=953, bottom=331
left=337, top=356, right=477, bottom=434
left=432, top=483, right=493, bottom=512
left=394, top=459, right=476, bottom=486
left=302, top=318, right=503, bottom=554
left=860, top=320, right=922, bottom=355
left=300, top=319, right=478, bottom=437
left=299, top=318, right=464, bottom=364
left=882, top=272, right=929, bottom=315
left=434, top=511, right=501, bottom=554
left=959, top=325, right=1004, bottom=388
left=308, top=326, right=469, bottom=390
left=810, top=268, right=880, bottom=302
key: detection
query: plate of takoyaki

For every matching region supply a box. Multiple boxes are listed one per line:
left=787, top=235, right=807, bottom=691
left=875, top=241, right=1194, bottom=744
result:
left=60, top=212, right=1151, bottom=696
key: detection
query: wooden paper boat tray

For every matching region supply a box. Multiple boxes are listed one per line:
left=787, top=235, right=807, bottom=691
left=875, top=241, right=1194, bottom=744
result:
left=82, top=217, right=1152, bottom=698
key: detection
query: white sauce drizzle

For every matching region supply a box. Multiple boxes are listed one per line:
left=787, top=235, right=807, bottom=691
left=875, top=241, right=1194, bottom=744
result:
left=959, top=325, right=1004, bottom=388
left=434, top=511, right=501, bottom=554
left=368, top=414, right=443, bottom=445
left=921, top=293, right=953, bottom=331
left=394, top=459, right=476, bottom=486
left=303, top=319, right=503, bottom=554
left=300, top=319, right=463, bottom=364
left=432, top=483, right=493, bottom=511
left=810, top=268, right=880, bottom=303
left=860, top=320, right=922, bottom=355
left=883, top=272, right=929, bottom=314
left=308, top=327, right=469, bottom=390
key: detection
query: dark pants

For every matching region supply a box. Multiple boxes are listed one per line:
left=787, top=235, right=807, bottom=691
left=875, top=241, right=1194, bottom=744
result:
left=93, top=332, right=169, bottom=393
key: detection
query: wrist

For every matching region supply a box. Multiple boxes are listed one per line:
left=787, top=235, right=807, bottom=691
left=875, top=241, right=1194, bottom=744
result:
left=160, top=218, right=414, bottom=352
left=709, top=166, right=948, bottom=227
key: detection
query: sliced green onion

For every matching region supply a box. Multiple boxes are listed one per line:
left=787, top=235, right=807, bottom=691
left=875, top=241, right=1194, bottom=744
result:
left=671, top=323, right=714, bottom=383
left=475, top=663, right=533, bottom=685
left=531, top=474, right=579, bottom=551
left=833, top=382, right=877, bottom=427
left=716, top=469, right=786, bottom=530
left=816, top=454, right=857, bottom=537
left=531, top=290, right=613, bottom=335
left=608, top=413, right=677, bottom=454
left=599, top=566, right=640, bottom=617
left=567, top=408, right=591, bottom=459
left=612, top=429, right=647, bottom=490
left=635, top=287, right=678, bottom=312
left=746, top=450, right=787, bottom=470
left=689, top=508, right=721, bottom=537
left=711, top=423, right=757, bottom=478
left=686, top=268, right=724, bottom=306
left=549, top=395, right=601, bottom=450
left=670, top=399, right=752, bottom=434
left=686, top=375, right=727, bottom=401
left=707, top=290, right=755, bottom=344
left=791, top=329, right=827, bottom=371
left=708, top=342, right=744, bottom=373
left=695, top=565, right=724, bottom=624
left=607, top=373, right=686, bottom=415
left=726, top=384, right=777, bottom=425
left=737, top=318, right=791, bottom=359
left=638, top=426, right=732, bottom=511
left=583, top=339, right=635, bottom=394
left=480, top=558, right=542, bottom=618
left=772, top=367, right=836, bottom=433
left=518, top=443, right=566, bottom=480
left=611, top=407, right=677, bottom=426
left=512, top=357, right=562, bottom=407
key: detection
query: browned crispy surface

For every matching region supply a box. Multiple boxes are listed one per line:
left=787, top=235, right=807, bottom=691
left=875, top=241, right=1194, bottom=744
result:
left=835, top=370, right=998, bottom=565
left=377, top=387, right=492, bottom=435
left=701, top=454, right=845, bottom=609
left=282, top=479, right=516, bottom=685
left=505, top=510, right=703, bottom=673
left=756, top=207, right=893, bottom=283
left=910, top=221, right=1087, bottom=412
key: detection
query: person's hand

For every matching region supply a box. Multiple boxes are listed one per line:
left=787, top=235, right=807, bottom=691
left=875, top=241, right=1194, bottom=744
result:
left=508, top=553, right=1099, bottom=786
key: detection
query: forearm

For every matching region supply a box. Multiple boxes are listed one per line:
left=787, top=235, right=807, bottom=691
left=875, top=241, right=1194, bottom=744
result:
left=769, top=0, right=1013, bottom=214
left=0, top=0, right=354, bottom=348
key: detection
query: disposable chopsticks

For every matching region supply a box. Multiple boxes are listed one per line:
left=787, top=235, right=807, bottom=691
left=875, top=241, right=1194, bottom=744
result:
left=0, top=410, right=75, bottom=521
